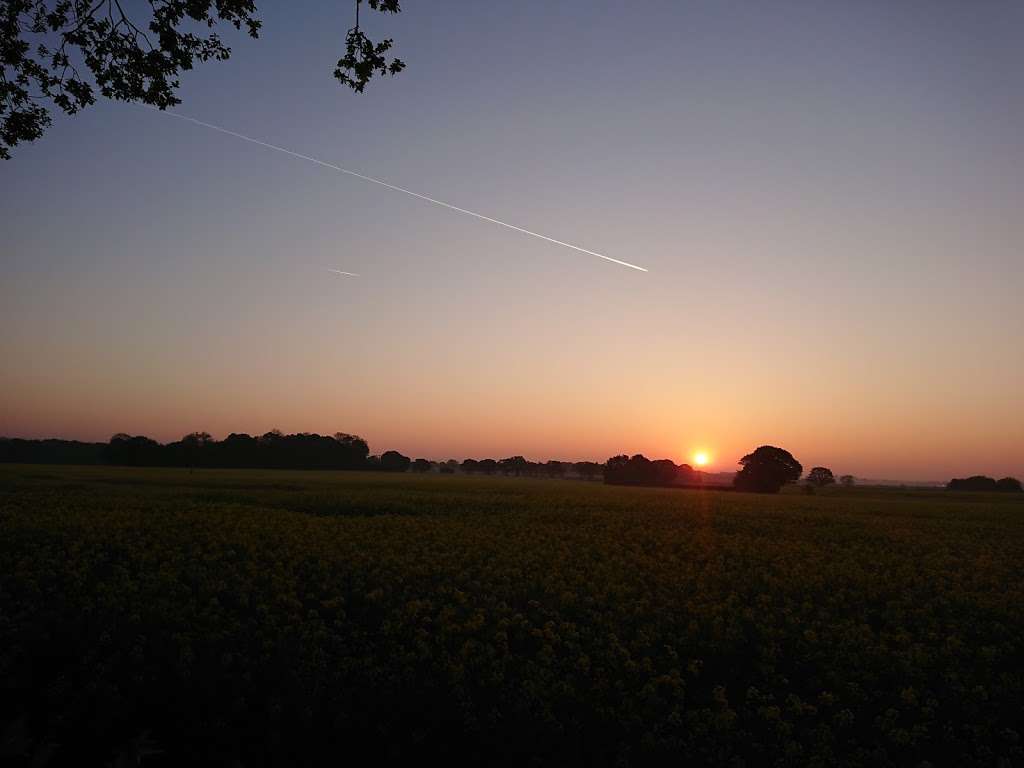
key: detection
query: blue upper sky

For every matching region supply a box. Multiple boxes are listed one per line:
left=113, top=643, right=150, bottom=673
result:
left=2, top=1, right=1022, bottom=479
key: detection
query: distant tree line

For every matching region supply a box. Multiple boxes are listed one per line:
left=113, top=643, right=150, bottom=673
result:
left=4, top=435, right=1018, bottom=494
left=0, top=438, right=104, bottom=465
left=603, top=446, right=806, bottom=495
left=947, top=475, right=1022, bottom=492
left=604, top=454, right=700, bottom=487
left=459, top=456, right=603, bottom=479
left=0, top=435, right=605, bottom=479
left=100, top=431, right=373, bottom=470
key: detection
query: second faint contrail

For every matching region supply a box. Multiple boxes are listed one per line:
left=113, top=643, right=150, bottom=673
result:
left=149, top=108, right=648, bottom=272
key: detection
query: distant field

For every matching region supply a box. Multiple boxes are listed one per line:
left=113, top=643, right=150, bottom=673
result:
left=2, top=465, right=1022, bottom=767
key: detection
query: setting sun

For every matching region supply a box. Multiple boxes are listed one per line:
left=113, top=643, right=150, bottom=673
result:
left=693, top=451, right=711, bottom=467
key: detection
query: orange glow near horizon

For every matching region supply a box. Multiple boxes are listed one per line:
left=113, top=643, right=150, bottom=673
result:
left=693, top=451, right=711, bottom=468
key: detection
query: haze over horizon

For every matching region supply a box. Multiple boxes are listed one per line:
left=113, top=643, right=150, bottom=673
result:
left=2, top=1, right=1022, bottom=481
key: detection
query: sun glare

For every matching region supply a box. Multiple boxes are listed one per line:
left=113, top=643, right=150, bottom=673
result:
left=693, top=451, right=710, bottom=467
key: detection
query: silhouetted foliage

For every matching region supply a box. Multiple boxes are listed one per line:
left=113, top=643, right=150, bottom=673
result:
left=544, top=460, right=566, bottom=478
left=411, top=458, right=432, bottom=473
left=948, top=475, right=1023, bottom=492
left=604, top=454, right=696, bottom=487
left=604, top=454, right=630, bottom=482
left=997, top=477, right=1023, bottom=492
left=947, top=475, right=997, bottom=491
left=651, top=459, right=683, bottom=486
left=733, top=446, right=802, bottom=494
left=839, top=474, right=856, bottom=487
left=499, top=456, right=528, bottom=476
left=806, top=467, right=836, bottom=487
left=0, top=437, right=104, bottom=464
left=334, top=0, right=405, bottom=93
left=97, top=430, right=371, bottom=470
left=574, top=461, right=602, bottom=480
left=460, top=458, right=479, bottom=474
left=1, top=0, right=404, bottom=159
left=477, top=459, right=498, bottom=475
left=105, top=433, right=163, bottom=466
left=379, top=450, right=411, bottom=473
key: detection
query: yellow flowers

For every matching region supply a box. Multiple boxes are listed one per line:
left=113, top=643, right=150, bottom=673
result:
left=1, top=464, right=1023, bottom=766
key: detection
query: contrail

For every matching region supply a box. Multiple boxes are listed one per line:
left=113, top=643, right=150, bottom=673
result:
left=148, top=108, right=648, bottom=272
left=328, top=269, right=359, bottom=277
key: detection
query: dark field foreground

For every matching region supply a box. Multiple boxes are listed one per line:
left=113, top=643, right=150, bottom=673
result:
left=1, top=466, right=1022, bottom=767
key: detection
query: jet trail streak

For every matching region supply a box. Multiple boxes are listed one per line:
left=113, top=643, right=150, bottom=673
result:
left=149, top=108, right=648, bottom=273
left=328, top=269, right=359, bottom=277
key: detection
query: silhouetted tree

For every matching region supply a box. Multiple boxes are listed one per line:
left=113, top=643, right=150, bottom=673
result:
left=478, top=459, right=498, bottom=475
left=839, top=474, right=855, bottom=487
left=411, top=458, right=432, bottom=473
left=806, top=467, right=836, bottom=488
left=214, top=433, right=253, bottom=467
left=380, top=450, right=411, bottom=473
left=996, top=477, right=1023, bottom=492
left=544, top=460, right=566, bottom=478
left=947, top=475, right=998, bottom=491
left=461, top=459, right=479, bottom=474
left=333, top=433, right=370, bottom=467
left=605, top=454, right=683, bottom=487
left=733, top=446, right=802, bottom=493
left=0, top=437, right=105, bottom=464
left=178, top=431, right=213, bottom=468
left=100, top=429, right=373, bottom=470
left=574, top=461, right=602, bottom=480
left=1, top=1, right=405, bottom=159
left=676, top=462, right=699, bottom=485
left=104, top=434, right=163, bottom=466
left=651, top=459, right=679, bottom=486
left=499, top=456, right=528, bottom=476
left=604, top=454, right=634, bottom=484
left=604, top=455, right=630, bottom=481
left=948, top=475, right=1021, bottom=492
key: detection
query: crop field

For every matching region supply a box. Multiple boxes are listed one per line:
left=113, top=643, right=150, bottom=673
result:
left=1, top=465, right=1023, bottom=767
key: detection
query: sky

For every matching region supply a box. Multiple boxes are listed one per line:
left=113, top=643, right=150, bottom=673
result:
left=1, top=0, right=1022, bottom=480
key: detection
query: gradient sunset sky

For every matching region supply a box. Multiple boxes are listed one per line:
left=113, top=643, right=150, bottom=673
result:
left=2, top=1, right=1022, bottom=480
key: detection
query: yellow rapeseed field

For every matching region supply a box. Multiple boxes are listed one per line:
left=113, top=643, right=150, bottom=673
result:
left=1, top=465, right=1022, bottom=766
